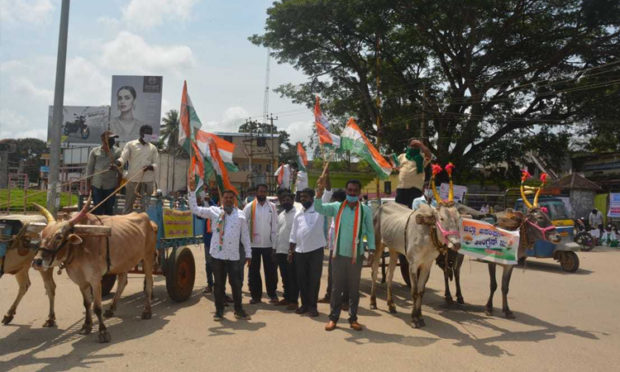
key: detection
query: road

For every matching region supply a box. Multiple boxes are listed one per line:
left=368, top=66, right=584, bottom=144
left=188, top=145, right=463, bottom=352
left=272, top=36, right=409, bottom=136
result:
left=1, top=246, right=619, bottom=371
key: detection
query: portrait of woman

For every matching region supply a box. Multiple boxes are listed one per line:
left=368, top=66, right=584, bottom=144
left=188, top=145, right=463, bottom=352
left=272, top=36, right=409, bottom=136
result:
left=109, top=85, right=145, bottom=141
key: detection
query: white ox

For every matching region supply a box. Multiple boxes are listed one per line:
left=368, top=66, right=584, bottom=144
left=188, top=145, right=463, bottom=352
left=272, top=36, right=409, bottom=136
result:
left=370, top=201, right=461, bottom=328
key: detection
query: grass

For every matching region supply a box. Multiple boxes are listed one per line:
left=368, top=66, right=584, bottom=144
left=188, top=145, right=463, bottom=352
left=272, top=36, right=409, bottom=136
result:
left=307, top=170, right=376, bottom=189
left=0, top=188, right=79, bottom=212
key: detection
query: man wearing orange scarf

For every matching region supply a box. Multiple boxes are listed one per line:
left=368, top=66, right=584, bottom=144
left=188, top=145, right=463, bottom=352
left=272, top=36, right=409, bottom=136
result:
left=314, top=176, right=375, bottom=331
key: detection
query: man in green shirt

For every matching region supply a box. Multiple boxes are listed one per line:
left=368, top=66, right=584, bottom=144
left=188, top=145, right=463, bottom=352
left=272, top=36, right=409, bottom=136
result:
left=315, top=176, right=375, bottom=331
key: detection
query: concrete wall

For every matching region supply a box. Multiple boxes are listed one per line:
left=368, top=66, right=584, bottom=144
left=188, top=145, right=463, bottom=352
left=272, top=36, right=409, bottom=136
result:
left=570, top=189, right=595, bottom=219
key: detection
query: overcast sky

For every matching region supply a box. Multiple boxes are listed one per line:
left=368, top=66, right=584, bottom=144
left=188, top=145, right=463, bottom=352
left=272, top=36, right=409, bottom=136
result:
left=0, top=0, right=315, bottom=144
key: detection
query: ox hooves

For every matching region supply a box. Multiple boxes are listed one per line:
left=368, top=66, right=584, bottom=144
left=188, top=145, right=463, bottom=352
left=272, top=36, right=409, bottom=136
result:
left=485, top=307, right=493, bottom=316
left=103, top=309, right=114, bottom=318
left=411, top=319, right=426, bottom=328
left=504, top=311, right=515, bottom=319
left=388, top=306, right=397, bottom=314
left=79, top=325, right=92, bottom=335
left=141, top=311, right=152, bottom=320
left=457, top=297, right=465, bottom=305
left=98, top=330, right=111, bottom=343
left=43, top=319, right=57, bottom=328
left=2, top=315, right=14, bottom=325
left=370, top=303, right=377, bottom=310
left=444, top=296, right=454, bottom=305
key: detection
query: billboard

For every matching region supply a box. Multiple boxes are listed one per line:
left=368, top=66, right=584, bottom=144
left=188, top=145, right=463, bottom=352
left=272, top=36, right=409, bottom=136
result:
left=110, top=75, right=163, bottom=143
left=47, top=106, right=109, bottom=145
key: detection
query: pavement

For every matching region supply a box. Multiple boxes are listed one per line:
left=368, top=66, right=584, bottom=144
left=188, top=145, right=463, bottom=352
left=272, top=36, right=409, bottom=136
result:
left=1, top=246, right=620, bottom=371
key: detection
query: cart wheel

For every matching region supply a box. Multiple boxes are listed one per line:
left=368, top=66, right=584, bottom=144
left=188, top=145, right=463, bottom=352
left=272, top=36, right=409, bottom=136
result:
left=399, top=255, right=411, bottom=287
left=166, top=247, right=195, bottom=302
left=101, top=274, right=116, bottom=297
left=560, top=251, right=579, bottom=272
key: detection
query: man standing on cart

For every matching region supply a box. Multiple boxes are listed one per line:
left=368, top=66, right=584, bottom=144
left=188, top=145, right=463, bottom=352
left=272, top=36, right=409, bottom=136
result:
left=86, top=131, right=121, bottom=215
left=188, top=178, right=252, bottom=321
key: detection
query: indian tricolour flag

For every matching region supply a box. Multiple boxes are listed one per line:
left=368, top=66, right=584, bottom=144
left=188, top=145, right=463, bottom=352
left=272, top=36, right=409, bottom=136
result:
left=341, top=117, right=392, bottom=179
left=201, top=136, right=238, bottom=195
left=314, top=96, right=341, bottom=148
left=178, top=81, right=202, bottom=148
left=195, top=130, right=239, bottom=173
left=296, top=142, right=308, bottom=172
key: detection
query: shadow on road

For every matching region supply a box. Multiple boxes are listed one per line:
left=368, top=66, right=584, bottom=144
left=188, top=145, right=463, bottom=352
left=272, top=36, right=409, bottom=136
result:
left=358, top=277, right=604, bottom=357
left=0, top=285, right=200, bottom=371
left=518, top=260, right=593, bottom=275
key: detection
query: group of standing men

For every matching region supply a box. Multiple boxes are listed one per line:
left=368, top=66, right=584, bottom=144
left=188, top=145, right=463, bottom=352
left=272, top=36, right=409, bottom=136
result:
left=188, top=166, right=376, bottom=331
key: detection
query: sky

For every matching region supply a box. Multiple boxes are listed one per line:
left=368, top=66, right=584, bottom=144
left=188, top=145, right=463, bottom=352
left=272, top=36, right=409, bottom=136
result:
left=0, top=0, right=315, bottom=144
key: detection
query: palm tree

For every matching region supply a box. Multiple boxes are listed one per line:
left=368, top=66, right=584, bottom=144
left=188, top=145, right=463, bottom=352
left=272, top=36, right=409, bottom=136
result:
left=158, top=109, right=181, bottom=154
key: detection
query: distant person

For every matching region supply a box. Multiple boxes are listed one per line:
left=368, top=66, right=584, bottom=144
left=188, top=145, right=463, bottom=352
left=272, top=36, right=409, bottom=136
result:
left=86, top=131, right=121, bottom=215
left=117, top=125, right=159, bottom=214
left=588, top=208, right=604, bottom=236
left=274, top=162, right=293, bottom=190
left=110, top=85, right=146, bottom=141
left=411, top=188, right=437, bottom=211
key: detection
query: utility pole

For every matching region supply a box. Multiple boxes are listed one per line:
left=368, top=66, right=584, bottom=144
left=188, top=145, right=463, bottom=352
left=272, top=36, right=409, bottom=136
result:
left=268, top=113, right=278, bottom=191
left=48, top=0, right=70, bottom=214
left=247, top=119, right=253, bottom=187
left=375, top=33, right=382, bottom=201
left=421, top=84, right=427, bottom=140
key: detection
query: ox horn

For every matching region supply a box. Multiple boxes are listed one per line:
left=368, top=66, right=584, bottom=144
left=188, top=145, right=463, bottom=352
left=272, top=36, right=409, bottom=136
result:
left=69, top=195, right=92, bottom=226
left=445, top=162, right=455, bottom=202
left=533, top=173, right=548, bottom=208
left=33, top=203, right=56, bottom=223
left=430, top=163, right=443, bottom=204
left=520, top=170, right=534, bottom=210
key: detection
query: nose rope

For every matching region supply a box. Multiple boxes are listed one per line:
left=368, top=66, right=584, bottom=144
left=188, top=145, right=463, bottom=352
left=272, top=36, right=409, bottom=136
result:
left=526, top=219, right=557, bottom=241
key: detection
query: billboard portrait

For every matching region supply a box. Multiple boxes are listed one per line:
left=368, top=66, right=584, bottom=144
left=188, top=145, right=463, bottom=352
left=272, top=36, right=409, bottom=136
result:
left=47, top=106, right=109, bottom=145
left=110, top=75, right=163, bottom=143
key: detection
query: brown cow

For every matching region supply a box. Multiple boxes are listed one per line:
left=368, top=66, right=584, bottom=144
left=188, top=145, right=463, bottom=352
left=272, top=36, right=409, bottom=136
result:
left=32, top=199, right=157, bottom=343
left=1, top=214, right=55, bottom=327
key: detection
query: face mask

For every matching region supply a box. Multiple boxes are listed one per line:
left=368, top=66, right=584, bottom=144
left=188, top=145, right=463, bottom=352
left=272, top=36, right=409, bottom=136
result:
left=246, top=196, right=255, bottom=202
left=301, top=201, right=313, bottom=209
left=282, top=202, right=293, bottom=211
left=424, top=190, right=434, bottom=199
left=346, top=195, right=358, bottom=203
left=223, top=205, right=234, bottom=214
left=107, top=138, right=115, bottom=148
left=256, top=195, right=266, bottom=202
left=406, top=147, right=420, bottom=158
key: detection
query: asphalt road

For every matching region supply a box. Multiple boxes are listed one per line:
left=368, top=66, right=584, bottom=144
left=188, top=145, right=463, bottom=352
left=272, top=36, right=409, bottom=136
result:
left=1, top=246, right=619, bottom=371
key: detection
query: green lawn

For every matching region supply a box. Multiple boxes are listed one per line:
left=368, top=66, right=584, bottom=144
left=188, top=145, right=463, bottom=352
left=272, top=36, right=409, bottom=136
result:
left=307, top=170, right=376, bottom=189
left=0, top=188, right=79, bottom=212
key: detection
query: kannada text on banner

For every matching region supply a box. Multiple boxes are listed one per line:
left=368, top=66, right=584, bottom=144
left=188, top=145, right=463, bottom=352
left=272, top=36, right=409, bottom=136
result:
left=162, top=208, right=193, bottom=238
left=459, top=218, right=520, bottom=265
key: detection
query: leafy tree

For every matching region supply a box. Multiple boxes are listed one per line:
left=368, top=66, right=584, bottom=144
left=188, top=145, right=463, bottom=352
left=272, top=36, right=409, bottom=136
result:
left=4, top=138, right=47, bottom=183
left=252, top=0, right=620, bottom=178
left=238, top=120, right=297, bottom=163
left=158, top=109, right=186, bottom=157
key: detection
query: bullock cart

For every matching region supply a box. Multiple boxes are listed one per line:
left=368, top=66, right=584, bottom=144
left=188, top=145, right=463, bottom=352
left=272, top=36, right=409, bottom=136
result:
left=100, top=197, right=202, bottom=302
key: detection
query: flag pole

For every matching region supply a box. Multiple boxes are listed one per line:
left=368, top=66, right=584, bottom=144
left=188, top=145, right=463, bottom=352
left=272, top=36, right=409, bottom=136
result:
left=375, top=33, right=382, bottom=202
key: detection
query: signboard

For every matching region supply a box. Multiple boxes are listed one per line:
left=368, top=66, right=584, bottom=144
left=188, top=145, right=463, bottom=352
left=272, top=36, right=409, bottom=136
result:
left=609, top=193, right=620, bottom=218
left=440, top=183, right=467, bottom=203
left=459, top=218, right=520, bottom=265
left=110, top=75, right=163, bottom=143
left=47, top=106, right=109, bottom=145
left=162, top=208, right=193, bottom=238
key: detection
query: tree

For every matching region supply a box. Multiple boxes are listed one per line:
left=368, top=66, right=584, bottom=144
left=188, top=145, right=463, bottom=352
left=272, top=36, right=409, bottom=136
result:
left=251, top=0, right=620, bottom=177
left=158, top=109, right=186, bottom=156
left=4, top=138, right=47, bottom=183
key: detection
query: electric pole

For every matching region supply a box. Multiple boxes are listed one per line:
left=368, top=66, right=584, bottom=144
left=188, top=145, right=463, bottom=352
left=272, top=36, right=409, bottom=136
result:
left=268, top=113, right=278, bottom=191
left=48, top=0, right=70, bottom=214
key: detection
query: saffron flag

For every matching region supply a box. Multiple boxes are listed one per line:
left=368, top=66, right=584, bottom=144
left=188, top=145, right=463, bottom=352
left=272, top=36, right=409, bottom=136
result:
left=178, top=81, right=202, bottom=148
left=341, top=117, right=392, bottom=179
left=314, top=96, right=341, bottom=148
left=296, top=142, right=308, bottom=172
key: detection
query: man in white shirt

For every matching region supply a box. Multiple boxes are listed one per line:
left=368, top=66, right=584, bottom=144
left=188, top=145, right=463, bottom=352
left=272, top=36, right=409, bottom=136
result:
left=243, top=183, right=279, bottom=304
left=274, top=192, right=299, bottom=309
left=289, top=187, right=326, bottom=317
left=295, top=169, right=308, bottom=194
left=274, top=163, right=292, bottom=189
left=188, top=178, right=252, bottom=321
left=118, top=125, right=159, bottom=214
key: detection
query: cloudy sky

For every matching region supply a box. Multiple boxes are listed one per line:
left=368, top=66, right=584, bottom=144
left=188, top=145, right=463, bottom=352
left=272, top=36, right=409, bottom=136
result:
left=0, top=0, right=314, bottom=143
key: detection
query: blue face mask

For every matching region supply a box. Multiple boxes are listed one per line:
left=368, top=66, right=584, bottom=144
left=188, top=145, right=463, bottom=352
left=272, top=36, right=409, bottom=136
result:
left=346, top=195, right=359, bottom=203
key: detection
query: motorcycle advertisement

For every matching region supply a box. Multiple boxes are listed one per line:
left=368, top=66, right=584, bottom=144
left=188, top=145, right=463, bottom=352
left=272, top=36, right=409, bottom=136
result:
left=47, top=106, right=109, bottom=145
left=110, top=75, right=163, bottom=143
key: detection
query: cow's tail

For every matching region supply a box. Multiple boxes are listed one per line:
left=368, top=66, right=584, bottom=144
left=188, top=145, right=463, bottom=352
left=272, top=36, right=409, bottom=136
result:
left=149, top=221, right=159, bottom=262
